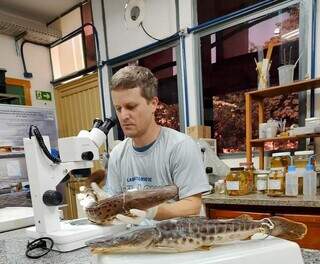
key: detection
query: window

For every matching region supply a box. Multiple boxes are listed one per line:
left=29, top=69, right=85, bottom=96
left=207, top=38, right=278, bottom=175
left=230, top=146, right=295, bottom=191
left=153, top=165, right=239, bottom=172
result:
left=199, top=4, right=300, bottom=154
left=197, top=0, right=266, bottom=24
left=49, top=1, right=96, bottom=81
left=111, top=47, right=180, bottom=140
left=50, top=34, right=85, bottom=80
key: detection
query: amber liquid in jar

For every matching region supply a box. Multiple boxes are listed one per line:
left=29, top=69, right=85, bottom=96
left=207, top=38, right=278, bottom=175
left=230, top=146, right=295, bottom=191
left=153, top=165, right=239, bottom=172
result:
left=267, top=168, right=285, bottom=197
left=240, top=162, right=255, bottom=193
left=270, top=152, right=291, bottom=172
left=226, top=167, right=250, bottom=196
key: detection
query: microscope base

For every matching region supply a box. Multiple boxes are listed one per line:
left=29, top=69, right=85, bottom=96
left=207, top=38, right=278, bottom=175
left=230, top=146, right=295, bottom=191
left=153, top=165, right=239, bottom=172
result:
left=26, top=218, right=127, bottom=252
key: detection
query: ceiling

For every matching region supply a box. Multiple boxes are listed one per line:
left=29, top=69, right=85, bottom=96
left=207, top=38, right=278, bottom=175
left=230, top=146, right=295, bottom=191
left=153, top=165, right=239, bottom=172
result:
left=0, top=0, right=83, bottom=24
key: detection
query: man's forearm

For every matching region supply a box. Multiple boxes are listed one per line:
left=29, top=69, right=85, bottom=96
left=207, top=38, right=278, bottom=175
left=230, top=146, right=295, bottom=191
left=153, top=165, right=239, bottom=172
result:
left=154, top=194, right=202, bottom=220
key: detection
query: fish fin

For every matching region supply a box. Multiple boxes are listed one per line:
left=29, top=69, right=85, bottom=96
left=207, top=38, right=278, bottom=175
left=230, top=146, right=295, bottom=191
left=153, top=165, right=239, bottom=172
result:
left=236, top=214, right=253, bottom=221
left=199, top=245, right=213, bottom=251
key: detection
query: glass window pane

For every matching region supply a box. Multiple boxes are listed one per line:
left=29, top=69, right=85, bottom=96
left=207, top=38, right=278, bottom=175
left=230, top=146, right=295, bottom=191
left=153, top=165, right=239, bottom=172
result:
left=200, top=5, right=300, bottom=154
left=50, top=34, right=85, bottom=80
left=111, top=47, right=180, bottom=140
left=197, top=0, right=265, bottom=24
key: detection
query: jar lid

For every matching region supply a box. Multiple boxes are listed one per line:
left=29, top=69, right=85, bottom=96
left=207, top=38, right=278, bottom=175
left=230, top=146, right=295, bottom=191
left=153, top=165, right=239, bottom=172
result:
left=294, top=150, right=314, bottom=156
left=272, top=152, right=291, bottom=157
left=270, top=167, right=285, bottom=172
left=254, top=170, right=270, bottom=174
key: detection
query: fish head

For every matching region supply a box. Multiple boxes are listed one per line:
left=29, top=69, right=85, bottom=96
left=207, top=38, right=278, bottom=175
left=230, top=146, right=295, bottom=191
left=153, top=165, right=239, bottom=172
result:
left=86, top=227, right=157, bottom=253
left=267, top=216, right=307, bottom=241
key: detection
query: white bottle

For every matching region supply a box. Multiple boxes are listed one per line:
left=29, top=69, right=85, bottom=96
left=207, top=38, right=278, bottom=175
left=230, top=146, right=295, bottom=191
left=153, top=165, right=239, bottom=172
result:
left=285, top=165, right=298, bottom=196
left=303, top=163, right=317, bottom=200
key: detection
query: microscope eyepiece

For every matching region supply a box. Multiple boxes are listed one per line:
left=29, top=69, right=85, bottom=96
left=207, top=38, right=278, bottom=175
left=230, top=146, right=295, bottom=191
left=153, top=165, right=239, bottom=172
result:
left=98, top=117, right=116, bottom=135
left=92, top=118, right=103, bottom=128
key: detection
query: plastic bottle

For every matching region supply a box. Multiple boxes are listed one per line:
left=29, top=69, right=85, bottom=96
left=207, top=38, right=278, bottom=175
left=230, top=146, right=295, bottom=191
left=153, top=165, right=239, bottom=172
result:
left=285, top=165, right=298, bottom=196
left=303, top=161, right=317, bottom=200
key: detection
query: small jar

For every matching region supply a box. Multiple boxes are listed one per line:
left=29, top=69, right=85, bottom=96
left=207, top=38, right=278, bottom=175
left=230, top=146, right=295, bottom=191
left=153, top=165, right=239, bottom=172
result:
left=254, top=170, right=269, bottom=194
left=226, top=167, right=250, bottom=196
left=271, top=152, right=291, bottom=171
left=267, top=168, right=285, bottom=197
left=239, top=162, right=255, bottom=193
left=293, top=150, right=314, bottom=195
left=214, top=179, right=225, bottom=194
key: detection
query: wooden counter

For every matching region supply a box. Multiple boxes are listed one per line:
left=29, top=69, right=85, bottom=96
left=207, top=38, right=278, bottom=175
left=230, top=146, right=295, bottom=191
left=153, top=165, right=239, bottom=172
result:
left=203, top=193, right=320, bottom=250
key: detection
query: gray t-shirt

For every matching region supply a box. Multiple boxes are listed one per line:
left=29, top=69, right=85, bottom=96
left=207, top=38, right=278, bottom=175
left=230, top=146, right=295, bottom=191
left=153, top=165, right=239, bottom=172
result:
left=105, top=127, right=211, bottom=200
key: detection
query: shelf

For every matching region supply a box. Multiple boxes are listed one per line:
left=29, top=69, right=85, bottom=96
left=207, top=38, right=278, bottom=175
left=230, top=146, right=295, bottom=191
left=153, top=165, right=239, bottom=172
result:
left=250, top=133, right=320, bottom=146
left=246, top=78, right=320, bottom=99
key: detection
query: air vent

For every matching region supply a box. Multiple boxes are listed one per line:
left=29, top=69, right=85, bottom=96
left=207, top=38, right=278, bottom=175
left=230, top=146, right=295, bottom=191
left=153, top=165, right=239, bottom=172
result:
left=0, top=10, right=61, bottom=44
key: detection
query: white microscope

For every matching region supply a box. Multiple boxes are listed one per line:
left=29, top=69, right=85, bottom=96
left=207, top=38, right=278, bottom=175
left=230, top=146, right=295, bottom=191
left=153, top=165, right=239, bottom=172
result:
left=23, top=119, right=126, bottom=252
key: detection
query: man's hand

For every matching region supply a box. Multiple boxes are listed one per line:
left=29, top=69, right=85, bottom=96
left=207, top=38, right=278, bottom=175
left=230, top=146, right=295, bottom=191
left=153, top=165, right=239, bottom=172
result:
left=90, top=182, right=111, bottom=201
left=115, top=206, right=158, bottom=225
left=77, top=182, right=111, bottom=210
left=77, top=190, right=96, bottom=209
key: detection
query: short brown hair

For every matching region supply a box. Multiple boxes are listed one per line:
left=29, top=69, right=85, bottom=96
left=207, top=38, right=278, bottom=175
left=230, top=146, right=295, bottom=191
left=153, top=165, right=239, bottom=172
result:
left=111, top=65, right=158, bottom=101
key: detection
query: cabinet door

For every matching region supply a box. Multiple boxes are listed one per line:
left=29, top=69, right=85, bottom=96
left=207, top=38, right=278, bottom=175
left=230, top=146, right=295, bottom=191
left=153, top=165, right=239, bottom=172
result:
left=209, top=209, right=271, bottom=220
left=276, top=213, right=320, bottom=250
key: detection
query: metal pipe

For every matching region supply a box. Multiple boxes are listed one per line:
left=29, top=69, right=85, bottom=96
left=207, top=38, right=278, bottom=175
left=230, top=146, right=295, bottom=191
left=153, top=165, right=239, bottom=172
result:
left=180, top=33, right=189, bottom=127
left=310, top=0, right=317, bottom=117
left=20, top=40, right=50, bottom=78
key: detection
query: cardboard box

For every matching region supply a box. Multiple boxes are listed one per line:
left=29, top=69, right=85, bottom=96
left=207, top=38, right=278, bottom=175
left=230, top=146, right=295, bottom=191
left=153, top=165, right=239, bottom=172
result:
left=186, top=125, right=211, bottom=139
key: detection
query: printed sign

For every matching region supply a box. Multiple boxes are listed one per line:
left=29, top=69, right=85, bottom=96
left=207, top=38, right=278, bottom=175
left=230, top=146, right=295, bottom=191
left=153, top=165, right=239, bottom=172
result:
left=35, top=90, right=52, bottom=101
left=0, top=104, right=58, bottom=147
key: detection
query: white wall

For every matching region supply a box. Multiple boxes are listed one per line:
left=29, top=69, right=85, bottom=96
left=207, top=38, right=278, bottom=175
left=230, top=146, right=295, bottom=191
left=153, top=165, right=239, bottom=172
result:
left=0, top=34, right=54, bottom=108
left=104, top=0, right=177, bottom=58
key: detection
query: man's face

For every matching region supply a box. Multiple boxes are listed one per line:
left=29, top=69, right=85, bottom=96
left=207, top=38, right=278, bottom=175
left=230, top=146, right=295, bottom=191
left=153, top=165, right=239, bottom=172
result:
left=111, top=87, right=158, bottom=138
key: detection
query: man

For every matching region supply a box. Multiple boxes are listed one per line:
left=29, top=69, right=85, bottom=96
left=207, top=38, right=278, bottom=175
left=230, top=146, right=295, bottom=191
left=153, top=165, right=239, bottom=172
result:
left=105, top=65, right=211, bottom=222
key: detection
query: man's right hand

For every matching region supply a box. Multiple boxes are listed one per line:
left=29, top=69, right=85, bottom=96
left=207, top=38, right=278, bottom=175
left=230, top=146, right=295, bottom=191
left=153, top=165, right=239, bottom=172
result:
left=115, top=206, right=158, bottom=225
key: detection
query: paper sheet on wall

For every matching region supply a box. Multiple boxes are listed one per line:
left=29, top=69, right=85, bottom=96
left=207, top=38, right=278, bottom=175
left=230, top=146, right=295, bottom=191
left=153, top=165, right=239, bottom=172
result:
left=6, top=160, right=21, bottom=177
left=0, top=104, right=58, bottom=148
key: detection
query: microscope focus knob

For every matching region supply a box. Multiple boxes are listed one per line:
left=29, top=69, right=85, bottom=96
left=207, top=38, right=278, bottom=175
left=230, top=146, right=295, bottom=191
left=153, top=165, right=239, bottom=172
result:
left=81, top=151, right=94, bottom=160
left=42, top=190, right=63, bottom=206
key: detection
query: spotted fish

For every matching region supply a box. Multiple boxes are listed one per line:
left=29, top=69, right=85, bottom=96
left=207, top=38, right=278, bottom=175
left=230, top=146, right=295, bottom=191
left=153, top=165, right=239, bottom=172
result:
left=86, top=215, right=307, bottom=253
left=84, top=185, right=178, bottom=224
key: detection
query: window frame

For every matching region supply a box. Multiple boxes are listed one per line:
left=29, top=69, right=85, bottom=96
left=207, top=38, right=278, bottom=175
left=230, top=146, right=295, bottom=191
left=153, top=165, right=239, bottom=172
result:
left=192, top=0, right=313, bottom=156
left=48, top=3, right=97, bottom=84
left=106, top=41, right=185, bottom=139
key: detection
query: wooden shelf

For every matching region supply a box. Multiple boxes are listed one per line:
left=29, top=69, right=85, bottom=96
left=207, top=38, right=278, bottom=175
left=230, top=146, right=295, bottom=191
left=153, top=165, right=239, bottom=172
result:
left=251, top=133, right=320, bottom=146
left=245, top=78, right=320, bottom=169
left=246, top=78, right=320, bottom=99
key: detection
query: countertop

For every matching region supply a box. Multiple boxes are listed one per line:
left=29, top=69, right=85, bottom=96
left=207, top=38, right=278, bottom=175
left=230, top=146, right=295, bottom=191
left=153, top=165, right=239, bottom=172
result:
left=0, top=228, right=91, bottom=264
left=203, top=193, right=320, bottom=207
left=0, top=228, right=319, bottom=264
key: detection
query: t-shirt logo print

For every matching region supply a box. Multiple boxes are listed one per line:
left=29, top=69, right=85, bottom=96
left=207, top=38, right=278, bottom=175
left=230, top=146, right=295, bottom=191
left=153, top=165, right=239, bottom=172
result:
left=125, top=176, right=153, bottom=191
